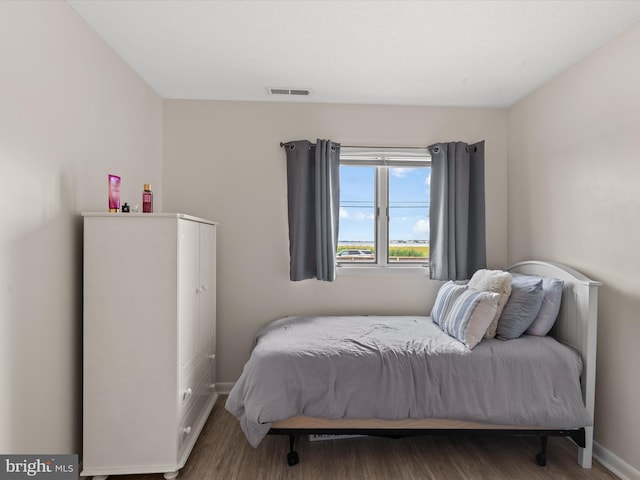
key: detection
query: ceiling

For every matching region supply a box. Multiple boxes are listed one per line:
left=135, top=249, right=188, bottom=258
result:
left=66, top=0, right=640, bottom=108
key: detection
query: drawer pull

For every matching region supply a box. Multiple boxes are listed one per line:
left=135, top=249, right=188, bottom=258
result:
left=182, top=388, right=193, bottom=402
left=183, top=426, right=192, bottom=435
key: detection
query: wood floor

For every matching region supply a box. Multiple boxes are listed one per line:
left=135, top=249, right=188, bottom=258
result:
left=108, top=396, right=618, bottom=480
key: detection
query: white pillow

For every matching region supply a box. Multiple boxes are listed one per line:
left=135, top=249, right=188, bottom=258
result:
left=467, top=269, right=512, bottom=339
left=439, top=288, right=500, bottom=349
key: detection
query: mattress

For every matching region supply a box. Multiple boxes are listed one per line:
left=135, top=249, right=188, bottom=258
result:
left=225, top=315, right=590, bottom=447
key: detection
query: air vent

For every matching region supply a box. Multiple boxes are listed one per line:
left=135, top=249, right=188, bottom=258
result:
left=268, top=87, right=312, bottom=96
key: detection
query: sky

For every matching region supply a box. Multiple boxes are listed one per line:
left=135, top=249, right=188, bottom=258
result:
left=339, top=166, right=430, bottom=244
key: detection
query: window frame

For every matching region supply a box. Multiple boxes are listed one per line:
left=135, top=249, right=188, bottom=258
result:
left=337, top=147, right=431, bottom=274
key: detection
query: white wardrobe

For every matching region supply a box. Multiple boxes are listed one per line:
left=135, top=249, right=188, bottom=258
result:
left=82, top=213, right=218, bottom=480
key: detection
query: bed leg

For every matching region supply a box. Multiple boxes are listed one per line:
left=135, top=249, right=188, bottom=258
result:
left=578, top=425, right=593, bottom=468
left=535, top=436, right=548, bottom=466
left=286, top=435, right=299, bottom=466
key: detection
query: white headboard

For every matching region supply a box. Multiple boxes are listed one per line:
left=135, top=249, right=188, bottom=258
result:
left=507, top=260, right=601, bottom=468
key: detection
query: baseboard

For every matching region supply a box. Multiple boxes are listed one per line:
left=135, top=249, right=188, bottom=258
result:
left=216, top=382, right=234, bottom=395
left=78, top=460, right=89, bottom=479
left=594, top=441, right=640, bottom=480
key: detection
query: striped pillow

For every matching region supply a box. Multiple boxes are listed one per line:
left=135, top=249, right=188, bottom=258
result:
left=440, top=289, right=500, bottom=349
left=431, top=282, right=468, bottom=327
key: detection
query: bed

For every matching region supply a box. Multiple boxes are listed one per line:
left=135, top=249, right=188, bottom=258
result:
left=226, top=261, right=601, bottom=468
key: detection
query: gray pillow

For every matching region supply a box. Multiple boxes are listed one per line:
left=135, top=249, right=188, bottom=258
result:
left=496, top=275, right=544, bottom=340
left=523, top=275, right=564, bottom=336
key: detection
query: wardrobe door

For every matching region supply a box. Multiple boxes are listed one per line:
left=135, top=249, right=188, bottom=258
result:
left=198, top=223, right=216, bottom=352
left=178, top=219, right=200, bottom=374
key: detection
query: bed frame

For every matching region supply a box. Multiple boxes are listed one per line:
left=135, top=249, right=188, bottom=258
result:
left=268, top=260, right=601, bottom=468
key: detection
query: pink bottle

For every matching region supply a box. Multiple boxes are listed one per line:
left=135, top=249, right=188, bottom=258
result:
left=142, top=184, right=153, bottom=213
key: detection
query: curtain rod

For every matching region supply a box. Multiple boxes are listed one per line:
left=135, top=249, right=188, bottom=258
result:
left=280, top=141, right=340, bottom=151
left=280, top=142, right=477, bottom=153
left=279, top=142, right=428, bottom=150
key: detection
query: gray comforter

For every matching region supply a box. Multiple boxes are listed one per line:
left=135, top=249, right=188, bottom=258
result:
left=226, top=315, right=590, bottom=447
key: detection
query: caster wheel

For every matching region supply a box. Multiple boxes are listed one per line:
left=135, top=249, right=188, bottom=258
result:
left=287, top=451, right=299, bottom=466
left=536, top=452, right=547, bottom=466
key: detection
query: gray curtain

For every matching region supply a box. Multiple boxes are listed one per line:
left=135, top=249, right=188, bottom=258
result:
left=285, top=139, right=340, bottom=281
left=428, top=140, right=486, bottom=280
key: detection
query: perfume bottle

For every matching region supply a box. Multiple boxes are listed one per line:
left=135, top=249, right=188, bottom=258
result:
left=142, top=184, right=153, bottom=213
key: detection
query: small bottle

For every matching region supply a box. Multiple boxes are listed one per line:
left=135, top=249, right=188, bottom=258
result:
left=142, top=184, right=153, bottom=213
left=121, top=202, right=130, bottom=213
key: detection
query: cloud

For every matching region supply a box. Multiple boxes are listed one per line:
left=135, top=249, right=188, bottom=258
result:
left=341, top=208, right=374, bottom=221
left=391, top=167, right=415, bottom=178
left=412, top=218, right=429, bottom=236
left=355, top=211, right=375, bottom=221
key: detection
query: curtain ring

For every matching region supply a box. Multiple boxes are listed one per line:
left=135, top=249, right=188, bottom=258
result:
left=280, top=142, right=295, bottom=150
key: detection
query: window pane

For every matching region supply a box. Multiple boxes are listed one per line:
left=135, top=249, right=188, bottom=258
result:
left=388, top=167, right=430, bottom=263
left=337, top=165, right=376, bottom=263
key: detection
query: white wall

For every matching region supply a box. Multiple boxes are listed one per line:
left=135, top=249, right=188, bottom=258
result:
left=10, top=2, right=634, bottom=471
left=509, top=21, right=640, bottom=474
left=163, top=100, right=508, bottom=382
left=0, top=1, right=162, bottom=453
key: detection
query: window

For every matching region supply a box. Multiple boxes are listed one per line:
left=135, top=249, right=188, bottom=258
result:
left=337, top=147, right=431, bottom=269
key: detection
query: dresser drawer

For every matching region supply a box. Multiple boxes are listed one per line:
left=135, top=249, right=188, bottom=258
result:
left=179, top=336, right=215, bottom=381
left=177, top=364, right=216, bottom=456
left=177, top=362, right=205, bottom=416
left=178, top=348, right=215, bottom=418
